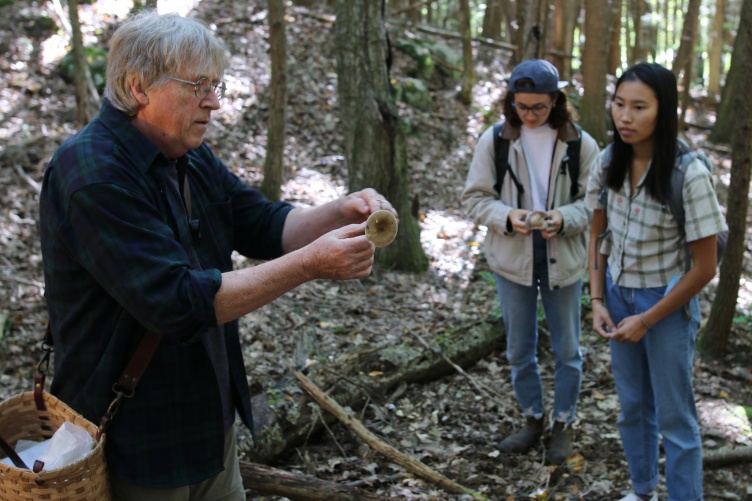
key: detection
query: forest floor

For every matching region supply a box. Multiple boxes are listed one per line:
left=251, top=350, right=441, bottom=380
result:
left=1, top=1, right=751, bottom=500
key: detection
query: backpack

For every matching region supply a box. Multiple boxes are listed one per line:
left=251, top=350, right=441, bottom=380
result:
left=600, top=141, right=728, bottom=267
left=492, top=122, right=582, bottom=207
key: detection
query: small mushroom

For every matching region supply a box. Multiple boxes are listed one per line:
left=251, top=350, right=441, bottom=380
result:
left=365, top=210, right=398, bottom=247
left=525, top=210, right=548, bottom=230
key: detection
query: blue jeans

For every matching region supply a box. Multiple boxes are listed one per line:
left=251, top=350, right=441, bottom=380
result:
left=605, top=270, right=703, bottom=501
left=494, top=232, right=583, bottom=423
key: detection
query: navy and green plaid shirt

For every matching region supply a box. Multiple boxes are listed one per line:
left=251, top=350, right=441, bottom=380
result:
left=39, top=99, right=293, bottom=487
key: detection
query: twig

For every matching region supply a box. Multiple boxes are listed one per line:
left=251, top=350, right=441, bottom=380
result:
left=316, top=406, right=348, bottom=457
left=14, top=165, right=41, bottom=194
left=294, top=371, right=487, bottom=500
left=0, top=270, right=45, bottom=290
left=406, top=326, right=509, bottom=405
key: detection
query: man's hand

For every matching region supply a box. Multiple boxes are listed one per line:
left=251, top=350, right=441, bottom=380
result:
left=340, top=188, right=398, bottom=224
left=302, top=223, right=374, bottom=281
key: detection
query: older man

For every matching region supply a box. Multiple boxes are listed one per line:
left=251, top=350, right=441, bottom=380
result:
left=39, top=10, right=393, bottom=500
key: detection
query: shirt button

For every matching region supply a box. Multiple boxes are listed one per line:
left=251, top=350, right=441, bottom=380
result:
left=549, top=258, right=557, bottom=264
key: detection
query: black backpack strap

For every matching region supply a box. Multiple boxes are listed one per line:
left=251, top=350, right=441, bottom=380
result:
left=492, top=123, right=508, bottom=196
left=492, top=122, right=524, bottom=208
left=563, top=123, right=582, bottom=199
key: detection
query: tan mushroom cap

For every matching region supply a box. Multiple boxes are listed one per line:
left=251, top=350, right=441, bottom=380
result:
left=365, top=210, right=398, bottom=247
left=525, top=210, right=548, bottom=230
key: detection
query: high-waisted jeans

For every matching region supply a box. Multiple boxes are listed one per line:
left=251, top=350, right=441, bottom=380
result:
left=605, top=269, right=703, bottom=500
left=494, top=232, right=583, bottom=423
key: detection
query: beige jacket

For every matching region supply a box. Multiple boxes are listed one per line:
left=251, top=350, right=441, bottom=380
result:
left=462, top=121, right=599, bottom=288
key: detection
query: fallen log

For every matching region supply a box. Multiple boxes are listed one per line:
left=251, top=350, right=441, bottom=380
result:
left=239, top=461, right=388, bottom=500
left=703, top=446, right=752, bottom=468
left=294, top=370, right=487, bottom=500
left=243, top=318, right=504, bottom=464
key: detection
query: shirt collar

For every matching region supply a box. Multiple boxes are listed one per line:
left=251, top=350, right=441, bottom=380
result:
left=97, top=98, right=173, bottom=174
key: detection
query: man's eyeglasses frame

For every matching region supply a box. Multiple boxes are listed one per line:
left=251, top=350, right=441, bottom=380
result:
left=170, top=77, right=227, bottom=100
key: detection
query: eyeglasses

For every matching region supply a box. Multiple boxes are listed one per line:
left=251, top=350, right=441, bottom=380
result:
left=170, top=77, right=227, bottom=100
left=512, top=101, right=553, bottom=116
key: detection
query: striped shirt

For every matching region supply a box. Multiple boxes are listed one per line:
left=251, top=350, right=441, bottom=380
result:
left=586, top=152, right=727, bottom=288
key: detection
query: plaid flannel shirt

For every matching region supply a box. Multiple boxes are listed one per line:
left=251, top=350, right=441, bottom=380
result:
left=39, top=99, right=293, bottom=487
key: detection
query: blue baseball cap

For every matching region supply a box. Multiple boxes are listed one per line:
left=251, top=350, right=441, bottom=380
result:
left=508, top=59, right=568, bottom=93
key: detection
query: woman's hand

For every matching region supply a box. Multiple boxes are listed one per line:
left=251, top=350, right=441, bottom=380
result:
left=591, top=302, right=616, bottom=339
left=508, top=209, right=531, bottom=235
left=609, top=314, right=649, bottom=343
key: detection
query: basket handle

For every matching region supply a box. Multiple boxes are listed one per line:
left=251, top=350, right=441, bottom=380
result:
left=0, top=434, right=29, bottom=469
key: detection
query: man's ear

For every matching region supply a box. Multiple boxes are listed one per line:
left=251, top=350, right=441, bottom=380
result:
left=130, top=76, right=149, bottom=106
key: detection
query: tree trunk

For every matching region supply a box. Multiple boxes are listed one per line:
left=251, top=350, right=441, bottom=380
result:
left=628, top=0, right=643, bottom=64
left=335, top=0, right=428, bottom=272
left=513, top=0, right=528, bottom=64
left=707, top=0, right=726, bottom=98
left=702, top=446, right=752, bottom=467
left=579, top=0, right=611, bottom=146
left=709, top=1, right=747, bottom=144
left=551, top=0, right=578, bottom=81
left=500, top=0, right=517, bottom=44
left=240, top=461, right=388, bottom=500
left=68, top=0, right=89, bottom=127
left=261, top=0, right=288, bottom=202
left=520, top=0, right=545, bottom=60
left=457, top=0, right=473, bottom=105
left=482, top=0, right=502, bottom=40
left=672, top=0, right=701, bottom=79
left=242, top=319, right=503, bottom=464
left=608, top=0, right=623, bottom=75
left=699, top=0, right=752, bottom=358
left=679, top=9, right=699, bottom=129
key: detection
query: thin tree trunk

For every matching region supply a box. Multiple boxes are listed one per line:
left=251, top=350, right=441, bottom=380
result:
left=608, top=0, right=623, bottom=74
left=679, top=10, right=699, bottom=129
left=629, top=0, right=643, bottom=64
left=672, top=0, right=701, bottom=79
left=552, top=0, right=579, bottom=80
left=580, top=0, right=611, bottom=145
left=699, top=0, right=752, bottom=357
left=458, top=0, right=473, bottom=105
left=68, top=0, right=89, bottom=127
left=261, top=0, right=288, bottom=201
left=707, top=0, right=725, bottom=97
left=708, top=0, right=746, bottom=144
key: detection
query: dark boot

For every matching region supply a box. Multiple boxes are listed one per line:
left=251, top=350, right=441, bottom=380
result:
left=499, top=416, right=543, bottom=454
left=545, top=421, right=574, bottom=465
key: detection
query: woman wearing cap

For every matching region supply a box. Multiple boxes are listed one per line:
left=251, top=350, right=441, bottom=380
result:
left=462, top=59, right=599, bottom=465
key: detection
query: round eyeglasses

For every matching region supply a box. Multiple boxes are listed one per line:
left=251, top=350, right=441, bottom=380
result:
left=170, top=77, right=227, bottom=100
left=512, top=101, right=553, bottom=116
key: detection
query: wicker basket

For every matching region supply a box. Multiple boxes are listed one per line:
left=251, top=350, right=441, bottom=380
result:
left=0, top=390, right=112, bottom=500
